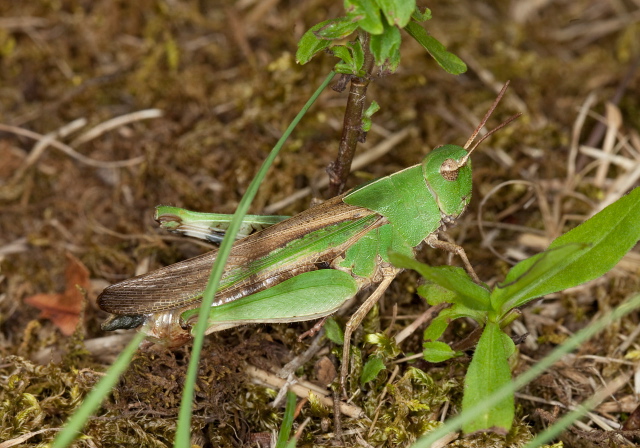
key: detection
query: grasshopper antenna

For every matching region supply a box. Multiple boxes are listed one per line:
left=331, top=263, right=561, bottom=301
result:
left=463, top=81, right=511, bottom=151
left=453, top=81, right=522, bottom=169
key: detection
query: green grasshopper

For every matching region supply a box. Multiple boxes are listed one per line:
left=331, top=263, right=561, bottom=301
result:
left=98, top=82, right=519, bottom=386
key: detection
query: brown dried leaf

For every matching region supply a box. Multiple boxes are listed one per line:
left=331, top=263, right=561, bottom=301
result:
left=314, top=356, right=336, bottom=387
left=24, top=253, right=90, bottom=336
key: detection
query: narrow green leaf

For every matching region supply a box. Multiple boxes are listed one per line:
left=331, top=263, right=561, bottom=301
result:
left=175, top=72, right=337, bottom=446
left=390, top=253, right=491, bottom=310
left=491, top=243, right=589, bottom=312
left=461, top=321, right=514, bottom=433
left=275, top=392, right=297, bottom=448
left=315, top=17, right=359, bottom=40
left=324, top=317, right=344, bottom=345
left=361, top=357, right=386, bottom=385
left=296, top=20, right=335, bottom=64
left=404, top=22, right=467, bottom=75
left=376, top=0, right=415, bottom=27
left=344, top=0, right=384, bottom=34
left=369, top=23, right=401, bottom=70
left=422, top=341, right=457, bottom=363
left=495, top=187, right=640, bottom=312
left=547, top=187, right=640, bottom=281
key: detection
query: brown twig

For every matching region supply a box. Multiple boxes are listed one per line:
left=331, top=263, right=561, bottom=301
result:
left=327, top=31, right=376, bottom=197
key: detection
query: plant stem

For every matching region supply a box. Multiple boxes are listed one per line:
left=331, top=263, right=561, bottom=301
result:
left=327, top=31, right=375, bottom=197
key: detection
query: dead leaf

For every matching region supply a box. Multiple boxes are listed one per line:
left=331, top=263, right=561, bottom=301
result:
left=314, top=356, right=336, bottom=387
left=24, top=252, right=90, bottom=336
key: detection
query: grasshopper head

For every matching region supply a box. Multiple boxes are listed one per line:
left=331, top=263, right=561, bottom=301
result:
left=421, top=81, right=522, bottom=221
left=422, top=144, right=472, bottom=219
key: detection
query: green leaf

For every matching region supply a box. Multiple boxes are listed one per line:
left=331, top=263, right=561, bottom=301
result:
left=417, top=282, right=458, bottom=306
left=344, top=0, right=384, bottom=34
left=423, top=341, right=457, bottom=363
left=369, top=22, right=401, bottom=70
left=386, top=48, right=400, bottom=73
left=411, top=7, right=432, bottom=22
left=360, top=356, right=386, bottom=385
left=491, top=243, right=589, bottom=312
left=364, top=100, right=380, bottom=118
left=462, top=321, right=514, bottom=433
left=362, top=116, right=372, bottom=133
left=423, top=315, right=449, bottom=342
left=377, top=0, right=415, bottom=27
left=422, top=305, right=488, bottom=345
left=296, top=20, right=335, bottom=64
left=315, top=16, right=359, bottom=40
left=500, top=332, right=517, bottom=359
left=404, top=22, right=467, bottom=75
left=349, top=40, right=365, bottom=72
left=413, top=294, right=640, bottom=447
left=331, top=45, right=354, bottom=67
left=390, top=253, right=491, bottom=310
left=361, top=101, right=380, bottom=132
left=494, top=187, right=640, bottom=313
left=324, top=317, right=344, bottom=345
left=332, top=41, right=366, bottom=76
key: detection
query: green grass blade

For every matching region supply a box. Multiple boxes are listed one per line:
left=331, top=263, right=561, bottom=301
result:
left=410, top=292, right=640, bottom=447
left=275, top=391, right=297, bottom=448
left=51, top=329, right=148, bottom=448
left=174, top=70, right=336, bottom=447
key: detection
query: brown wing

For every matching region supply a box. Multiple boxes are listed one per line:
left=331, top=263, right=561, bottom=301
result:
left=97, top=195, right=379, bottom=314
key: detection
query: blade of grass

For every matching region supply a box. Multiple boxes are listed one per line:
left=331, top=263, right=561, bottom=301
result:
left=51, top=329, right=148, bottom=447
left=410, top=292, right=640, bottom=447
left=174, top=71, right=336, bottom=446
left=275, top=391, right=298, bottom=448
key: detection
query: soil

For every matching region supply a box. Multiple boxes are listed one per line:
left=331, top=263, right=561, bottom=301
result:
left=1, top=1, right=639, bottom=447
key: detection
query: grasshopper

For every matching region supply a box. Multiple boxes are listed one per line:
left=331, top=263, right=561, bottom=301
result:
left=98, top=82, right=519, bottom=386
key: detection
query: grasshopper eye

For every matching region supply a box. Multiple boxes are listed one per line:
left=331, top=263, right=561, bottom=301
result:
left=440, top=158, right=462, bottom=181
